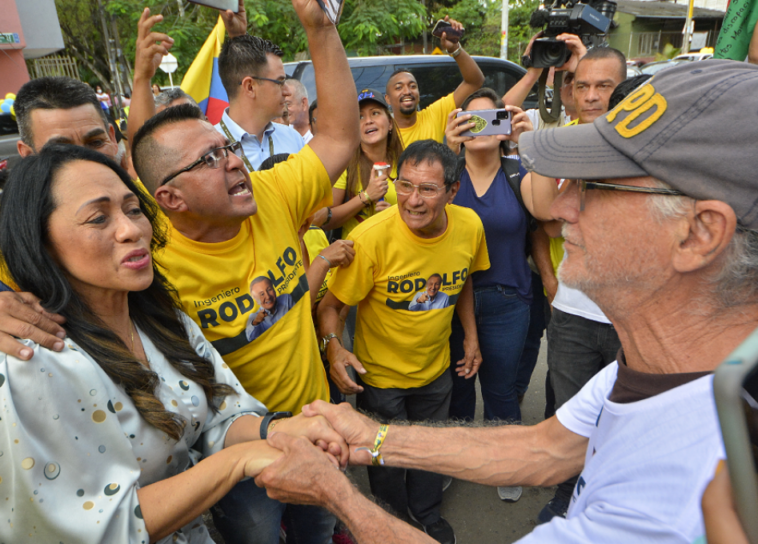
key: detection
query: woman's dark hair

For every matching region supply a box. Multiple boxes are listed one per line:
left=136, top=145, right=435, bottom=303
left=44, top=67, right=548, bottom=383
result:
left=0, top=144, right=235, bottom=440
left=345, top=102, right=404, bottom=201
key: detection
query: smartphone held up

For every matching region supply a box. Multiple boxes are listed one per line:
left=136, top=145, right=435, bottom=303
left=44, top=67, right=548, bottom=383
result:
left=431, top=19, right=464, bottom=41
left=316, top=0, right=345, bottom=25
left=456, top=109, right=511, bottom=138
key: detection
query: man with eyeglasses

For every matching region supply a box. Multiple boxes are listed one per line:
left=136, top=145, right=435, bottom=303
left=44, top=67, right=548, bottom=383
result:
left=249, top=59, right=757, bottom=544
left=317, top=140, right=489, bottom=544
left=530, top=45, right=628, bottom=524
left=215, top=6, right=305, bottom=171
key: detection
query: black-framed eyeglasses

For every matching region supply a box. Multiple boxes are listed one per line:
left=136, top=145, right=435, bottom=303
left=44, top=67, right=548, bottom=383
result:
left=241, top=76, right=286, bottom=87
left=572, top=179, right=686, bottom=211
left=159, top=141, right=243, bottom=187
left=394, top=179, right=448, bottom=199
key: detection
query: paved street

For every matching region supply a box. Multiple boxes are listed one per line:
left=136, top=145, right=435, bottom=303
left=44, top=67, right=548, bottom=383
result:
left=345, top=339, right=555, bottom=544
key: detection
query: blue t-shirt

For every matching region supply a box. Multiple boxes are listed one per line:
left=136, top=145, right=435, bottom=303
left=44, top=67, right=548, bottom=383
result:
left=454, top=165, right=532, bottom=303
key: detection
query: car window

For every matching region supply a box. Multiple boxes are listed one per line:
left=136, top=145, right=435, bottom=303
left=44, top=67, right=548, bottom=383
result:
left=351, top=65, right=391, bottom=93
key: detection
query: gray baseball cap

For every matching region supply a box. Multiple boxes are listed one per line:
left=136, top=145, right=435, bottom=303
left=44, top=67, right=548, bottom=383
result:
left=519, top=59, right=758, bottom=229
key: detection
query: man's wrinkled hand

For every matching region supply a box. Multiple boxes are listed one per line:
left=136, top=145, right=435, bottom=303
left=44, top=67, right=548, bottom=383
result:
left=256, top=433, right=342, bottom=506
left=302, top=400, right=381, bottom=465
left=320, top=240, right=355, bottom=268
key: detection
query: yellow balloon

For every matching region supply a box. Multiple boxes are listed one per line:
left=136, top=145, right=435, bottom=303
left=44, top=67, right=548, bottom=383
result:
left=4, top=93, right=15, bottom=100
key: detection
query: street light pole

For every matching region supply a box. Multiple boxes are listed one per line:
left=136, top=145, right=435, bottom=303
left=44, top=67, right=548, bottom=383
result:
left=500, top=0, right=509, bottom=60
left=682, top=0, right=695, bottom=54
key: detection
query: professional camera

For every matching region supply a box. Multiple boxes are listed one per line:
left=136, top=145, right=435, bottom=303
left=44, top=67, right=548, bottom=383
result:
left=524, top=0, right=616, bottom=69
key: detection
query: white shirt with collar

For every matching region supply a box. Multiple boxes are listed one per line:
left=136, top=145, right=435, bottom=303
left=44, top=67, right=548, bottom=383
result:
left=215, top=108, right=305, bottom=171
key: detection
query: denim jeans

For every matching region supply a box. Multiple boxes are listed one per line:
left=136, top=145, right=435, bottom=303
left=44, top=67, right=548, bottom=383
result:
left=449, top=285, right=530, bottom=423
left=515, top=272, right=548, bottom=397
left=357, top=371, right=452, bottom=526
left=211, top=477, right=336, bottom=544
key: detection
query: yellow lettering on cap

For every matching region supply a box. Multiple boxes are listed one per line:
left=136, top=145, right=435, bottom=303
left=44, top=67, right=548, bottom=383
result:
left=605, top=83, right=667, bottom=138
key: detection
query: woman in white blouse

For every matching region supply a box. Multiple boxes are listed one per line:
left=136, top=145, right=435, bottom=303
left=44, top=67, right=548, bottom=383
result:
left=0, top=144, right=345, bottom=543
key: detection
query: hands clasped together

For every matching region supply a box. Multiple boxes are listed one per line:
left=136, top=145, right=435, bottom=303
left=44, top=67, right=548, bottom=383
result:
left=255, top=401, right=383, bottom=506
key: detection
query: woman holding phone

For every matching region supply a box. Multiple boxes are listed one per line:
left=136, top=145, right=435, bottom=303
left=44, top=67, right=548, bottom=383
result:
left=444, top=87, right=556, bottom=501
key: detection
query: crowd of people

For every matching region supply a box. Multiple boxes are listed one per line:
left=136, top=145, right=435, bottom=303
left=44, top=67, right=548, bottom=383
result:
left=0, top=0, right=755, bottom=543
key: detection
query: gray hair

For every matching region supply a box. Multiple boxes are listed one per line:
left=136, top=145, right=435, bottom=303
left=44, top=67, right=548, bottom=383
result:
left=155, top=88, right=198, bottom=109
left=284, top=78, right=308, bottom=102
left=650, top=179, right=758, bottom=308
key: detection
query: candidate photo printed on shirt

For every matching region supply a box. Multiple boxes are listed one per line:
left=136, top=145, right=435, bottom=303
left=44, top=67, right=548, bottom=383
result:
left=408, top=274, right=449, bottom=312
left=245, top=276, right=294, bottom=341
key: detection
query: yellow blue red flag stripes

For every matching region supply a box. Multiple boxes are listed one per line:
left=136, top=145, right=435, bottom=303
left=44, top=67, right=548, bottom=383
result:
left=181, top=16, right=229, bottom=124
left=714, top=0, right=758, bottom=60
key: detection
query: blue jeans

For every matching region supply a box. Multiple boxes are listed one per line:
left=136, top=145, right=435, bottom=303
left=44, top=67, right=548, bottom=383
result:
left=449, top=285, right=530, bottom=423
left=515, top=272, right=548, bottom=397
left=211, top=477, right=336, bottom=544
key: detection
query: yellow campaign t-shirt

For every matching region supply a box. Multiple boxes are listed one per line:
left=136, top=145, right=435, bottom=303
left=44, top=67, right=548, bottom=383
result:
left=333, top=162, right=399, bottom=239
left=155, top=146, right=331, bottom=414
left=303, top=226, right=331, bottom=303
left=327, top=205, right=490, bottom=389
left=397, top=93, right=457, bottom=145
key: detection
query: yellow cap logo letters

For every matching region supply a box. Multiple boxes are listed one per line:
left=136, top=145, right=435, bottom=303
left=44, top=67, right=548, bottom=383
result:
left=605, top=83, right=667, bottom=138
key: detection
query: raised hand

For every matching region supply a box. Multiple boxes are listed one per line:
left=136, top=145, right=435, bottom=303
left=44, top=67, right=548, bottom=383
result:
left=440, top=16, right=464, bottom=53
left=364, top=167, right=389, bottom=203
left=134, top=9, right=174, bottom=83
left=444, top=109, right=475, bottom=155
left=505, top=105, right=534, bottom=144
left=220, top=0, right=248, bottom=38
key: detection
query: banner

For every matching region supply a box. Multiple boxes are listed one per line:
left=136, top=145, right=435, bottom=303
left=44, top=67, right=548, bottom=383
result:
left=714, top=0, right=758, bottom=61
left=181, top=16, right=229, bottom=124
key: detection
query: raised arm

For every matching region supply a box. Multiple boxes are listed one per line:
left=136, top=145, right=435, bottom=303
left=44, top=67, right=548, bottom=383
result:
left=298, top=0, right=359, bottom=181
left=439, top=17, right=485, bottom=107
left=503, top=32, right=543, bottom=108
left=126, top=9, right=173, bottom=147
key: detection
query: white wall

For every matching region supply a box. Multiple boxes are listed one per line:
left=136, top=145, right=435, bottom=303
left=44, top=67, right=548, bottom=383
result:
left=16, top=0, right=64, bottom=58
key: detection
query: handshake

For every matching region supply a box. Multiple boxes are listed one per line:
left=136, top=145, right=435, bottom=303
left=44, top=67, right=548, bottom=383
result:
left=251, top=401, right=388, bottom=506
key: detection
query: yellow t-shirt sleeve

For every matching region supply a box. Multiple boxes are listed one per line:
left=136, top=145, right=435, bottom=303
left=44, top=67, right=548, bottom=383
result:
left=428, top=93, right=457, bottom=140
left=471, top=220, right=491, bottom=274
left=333, top=170, right=348, bottom=191
left=326, top=234, right=376, bottom=307
left=253, top=146, right=333, bottom=228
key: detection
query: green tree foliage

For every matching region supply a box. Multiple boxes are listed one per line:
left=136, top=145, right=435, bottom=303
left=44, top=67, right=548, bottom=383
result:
left=55, top=0, right=428, bottom=92
left=431, top=0, right=540, bottom=61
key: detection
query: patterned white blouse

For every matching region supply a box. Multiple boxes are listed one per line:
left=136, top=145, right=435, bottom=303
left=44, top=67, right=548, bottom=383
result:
left=0, top=314, right=267, bottom=544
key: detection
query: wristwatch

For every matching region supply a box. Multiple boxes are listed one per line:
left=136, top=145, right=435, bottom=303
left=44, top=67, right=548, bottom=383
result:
left=321, top=332, right=342, bottom=354
left=260, top=411, right=292, bottom=439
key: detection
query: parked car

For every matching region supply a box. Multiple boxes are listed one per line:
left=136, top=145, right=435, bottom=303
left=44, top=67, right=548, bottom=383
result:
left=285, top=55, right=538, bottom=111
left=673, top=52, right=713, bottom=62
left=640, top=59, right=691, bottom=76
left=627, top=65, right=642, bottom=78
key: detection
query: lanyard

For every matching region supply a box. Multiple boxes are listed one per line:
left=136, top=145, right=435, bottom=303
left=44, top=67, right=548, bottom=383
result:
left=218, top=119, right=275, bottom=172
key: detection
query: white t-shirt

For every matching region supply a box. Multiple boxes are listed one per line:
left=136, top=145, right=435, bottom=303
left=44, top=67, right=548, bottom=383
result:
left=517, top=363, right=724, bottom=544
left=526, top=108, right=567, bottom=131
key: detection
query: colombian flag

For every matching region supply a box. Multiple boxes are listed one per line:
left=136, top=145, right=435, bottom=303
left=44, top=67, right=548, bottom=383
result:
left=714, top=0, right=758, bottom=60
left=181, top=16, right=229, bottom=124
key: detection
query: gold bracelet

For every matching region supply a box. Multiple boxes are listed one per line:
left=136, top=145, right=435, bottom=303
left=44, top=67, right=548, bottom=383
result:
left=359, top=191, right=372, bottom=207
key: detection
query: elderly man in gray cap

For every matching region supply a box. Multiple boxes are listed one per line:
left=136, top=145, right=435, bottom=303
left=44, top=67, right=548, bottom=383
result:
left=245, top=59, right=758, bottom=543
